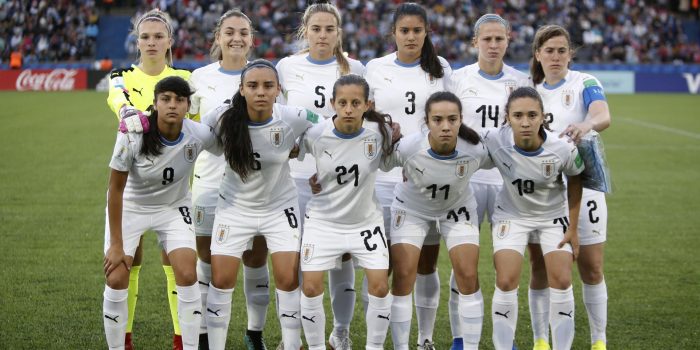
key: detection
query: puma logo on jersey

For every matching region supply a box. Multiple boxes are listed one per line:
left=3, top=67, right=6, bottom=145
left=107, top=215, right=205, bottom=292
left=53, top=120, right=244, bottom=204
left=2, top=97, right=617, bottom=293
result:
left=207, top=308, right=221, bottom=316
left=415, top=167, right=425, bottom=175
left=324, top=150, right=333, bottom=159
left=302, top=315, right=316, bottom=323
left=281, top=312, right=298, bottom=319
left=132, top=87, right=143, bottom=96
left=104, top=314, right=119, bottom=323
left=384, top=77, right=393, bottom=83
left=295, top=74, right=304, bottom=80
left=502, top=162, right=512, bottom=171
left=377, top=313, right=390, bottom=320
left=207, top=85, right=216, bottom=91
left=558, top=310, right=573, bottom=318
left=495, top=310, right=510, bottom=318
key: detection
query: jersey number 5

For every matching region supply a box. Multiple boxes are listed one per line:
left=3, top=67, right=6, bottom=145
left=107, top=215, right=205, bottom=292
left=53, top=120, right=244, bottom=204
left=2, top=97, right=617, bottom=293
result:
left=314, top=86, right=325, bottom=108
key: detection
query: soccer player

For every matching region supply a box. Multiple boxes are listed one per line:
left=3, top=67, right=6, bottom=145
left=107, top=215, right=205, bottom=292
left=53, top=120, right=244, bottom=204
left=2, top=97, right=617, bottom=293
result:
left=298, top=74, right=395, bottom=350
left=275, top=2, right=365, bottom=347
left=106, top=9, right=191, bottom=349
left=364, top=4, right=452, bottom=348
left=482, top=87, right=583, bottom=350
left=187, top=9, right=271, bottom=349
left=447, top=13, right=530, bottom=350
left=204, top=60, right=318, bottom=350
left=388, top=91, right=492, bottom=350
left=103, top=76, right=216, bottom=350
left=528, top=25, right=612, bottom=350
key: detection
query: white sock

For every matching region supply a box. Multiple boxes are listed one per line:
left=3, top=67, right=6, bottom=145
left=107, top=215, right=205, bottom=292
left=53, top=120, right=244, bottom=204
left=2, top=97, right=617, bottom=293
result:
left=549, top=286, right=575, bottom=350
left=459, top=289, right=484, bottom=350
left=361, top=274, right=369, bottom=317
left=492, top=287, right=518, bottom=350
left=329, top=259, right=356, bottom=336
left=277, top=288, right=302, bottom=349
left=300, top=293, right=325, bottom=350
left=583, top=280, right=607, bottom=344
left=414, top=271, right=440, bottom=343
left=243, top=264, right=270, bottom=331
left=448, top=269, right=462, bottom=339
left=529, top=287, right=550, bottom=342
left=206, top=285, right=233, bottom=350
left=196, top=260, right=211, bottom=335
left=103, top=286, right=128, bottom=349
left=366, top=294, right=392, bottom=349
left=390, top=293, right=412, bottom=350
left=177, top=283, right=202, bottom=349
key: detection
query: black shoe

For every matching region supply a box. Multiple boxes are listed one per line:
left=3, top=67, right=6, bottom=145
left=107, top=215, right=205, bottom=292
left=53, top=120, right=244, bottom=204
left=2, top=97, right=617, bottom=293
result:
left=244, top=330, right=267, bottom=350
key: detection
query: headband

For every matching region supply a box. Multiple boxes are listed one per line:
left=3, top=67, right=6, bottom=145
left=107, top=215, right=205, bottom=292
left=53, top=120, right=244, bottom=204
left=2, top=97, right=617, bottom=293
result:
left=474, top=14, right=510, bottom=35
left=138, top=15, right=172, bottom=36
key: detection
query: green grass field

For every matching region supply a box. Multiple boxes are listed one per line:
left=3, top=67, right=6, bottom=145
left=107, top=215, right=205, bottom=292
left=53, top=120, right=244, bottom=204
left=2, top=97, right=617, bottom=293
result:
left=1, top=92, right=699, bottom=349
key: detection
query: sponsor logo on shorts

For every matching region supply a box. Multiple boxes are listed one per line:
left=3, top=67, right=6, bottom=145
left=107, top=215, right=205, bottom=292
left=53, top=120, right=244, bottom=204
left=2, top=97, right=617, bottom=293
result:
left=497, top=221, right=510, bottom=239
left=215, top=225, right=229, bottom=244
left=270, top=128, right=284, bottom=147
left=541, top=160, right=556, bottom=178
left=456, top=160, right=469, bottom=178
left=364, top=138, right=378, bottom=160
left=184, top=144, right=197, bottom=163
left=302, top=243, right=314, bottom=263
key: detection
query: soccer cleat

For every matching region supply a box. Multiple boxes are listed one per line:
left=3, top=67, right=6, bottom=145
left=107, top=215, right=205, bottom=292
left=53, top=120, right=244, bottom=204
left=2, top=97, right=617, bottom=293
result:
left=125, top=332, right=134, bottom=350
left=417, top=339, right=436, bottom=350
left=532, top=338, right=550, bottom=350
left=244, top=330, right=268, bottom=350
left=450, top=337, right=462, bottom=350
left=329, top=329, right=353, bottom=350
left=198, top=333, right=209, bottom=350
left=591, top=340, right=607, bottom=350
left=173, top=334, right=183, bottom=350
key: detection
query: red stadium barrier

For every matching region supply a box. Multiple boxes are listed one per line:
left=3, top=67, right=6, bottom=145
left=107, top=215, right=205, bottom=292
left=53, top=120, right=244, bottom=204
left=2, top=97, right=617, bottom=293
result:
left=0, top=69, right=87, bottom=91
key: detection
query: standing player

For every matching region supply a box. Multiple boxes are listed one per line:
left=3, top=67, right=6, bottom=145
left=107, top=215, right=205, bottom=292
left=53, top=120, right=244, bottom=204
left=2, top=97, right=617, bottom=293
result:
left=364, top=4, right=452, bottom=348
left=204, top=60, right=318, bottom=350
left=388, top=91, right=491, bottom=350
left=483, top=87, right=583, bottom=350
left=275, top=2, right=365, bottom=348
left=103, top=76, right=216, bottom=350
left=528, top=25, right=612, bottom=350
left=447, top=13, right=529, bottom=350
left=106, top=9, right=191, bottom=349
left=187, top=9, right=271, bottom=349
left=298, top=74, right=394, bottom=350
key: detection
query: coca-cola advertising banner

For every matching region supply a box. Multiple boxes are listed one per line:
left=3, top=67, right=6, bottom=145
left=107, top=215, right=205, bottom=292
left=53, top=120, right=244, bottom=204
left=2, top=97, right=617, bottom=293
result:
left=0, top=69, right=87, bottom=91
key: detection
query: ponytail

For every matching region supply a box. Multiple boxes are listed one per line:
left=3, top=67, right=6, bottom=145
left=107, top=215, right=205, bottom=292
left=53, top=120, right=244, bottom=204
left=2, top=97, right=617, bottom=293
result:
left=139, top=106, right=163, bottom=156
left=218, top=91, right=255, bottom=182
left=393, top=2, right=444, bottom=79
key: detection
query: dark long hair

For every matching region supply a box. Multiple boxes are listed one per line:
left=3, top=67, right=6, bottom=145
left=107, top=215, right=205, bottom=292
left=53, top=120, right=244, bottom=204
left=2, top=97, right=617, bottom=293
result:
left=217, top=59, right=279, bottom=182
left=423, top=91, right=480, bottom=145
left=504, top=87, right=550, bottom=139
left=392, top=3, right=444, bottom=79
left=530, top=25, right=574, bottom=85
left=140, top=76, right=193, bottom=157
left=332, top=74, right=394, bottom=157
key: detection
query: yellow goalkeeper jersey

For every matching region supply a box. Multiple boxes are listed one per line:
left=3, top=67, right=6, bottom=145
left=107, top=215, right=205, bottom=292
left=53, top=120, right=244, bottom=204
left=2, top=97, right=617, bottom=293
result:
left=107, top=65, right=196, bottom=120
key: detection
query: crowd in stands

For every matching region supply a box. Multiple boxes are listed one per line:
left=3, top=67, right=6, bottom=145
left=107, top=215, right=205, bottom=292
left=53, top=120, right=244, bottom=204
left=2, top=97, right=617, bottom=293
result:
left=3, top=0, right=700, bottom=65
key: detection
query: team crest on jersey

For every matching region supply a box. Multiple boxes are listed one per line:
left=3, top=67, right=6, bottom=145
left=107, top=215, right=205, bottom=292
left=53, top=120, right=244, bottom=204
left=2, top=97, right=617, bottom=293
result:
left=496, top=221, right=510, bottom=239
left=215, top=225, right=229, bottom=244
left=504, top=80, right=517, bottom=95
left=184, top=144, right=197, bottom=163
left=541, top=160, right=556, bottom=178
left=393, top=210, right=406, bottom=230
left=455, top=160, right=470, bottom=178
left=269, top=128, right=284, bottom=147
left=364, top=138, right=378, bottom=160
left=302, top=243, right=314, bottom=263
left=562, top=89, right=575, bottom=109
left=194, top=206, right=204, bottom=226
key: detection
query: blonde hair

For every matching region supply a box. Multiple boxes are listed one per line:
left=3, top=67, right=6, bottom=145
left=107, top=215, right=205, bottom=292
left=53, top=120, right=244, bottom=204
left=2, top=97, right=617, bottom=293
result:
left=295, top=3, right=350, bottom=75
left=210, top=9, right=254, bottom=61
left=132, top=9, right=174, bottom=66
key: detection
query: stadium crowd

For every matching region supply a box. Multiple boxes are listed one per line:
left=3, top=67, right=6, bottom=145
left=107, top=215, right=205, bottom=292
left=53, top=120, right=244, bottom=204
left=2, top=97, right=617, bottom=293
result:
left=2, top=1, right=700, bottom=64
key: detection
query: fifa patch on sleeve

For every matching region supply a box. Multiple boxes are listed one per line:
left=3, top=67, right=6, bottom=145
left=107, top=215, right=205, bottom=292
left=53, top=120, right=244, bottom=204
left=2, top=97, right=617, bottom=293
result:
left=575, top=153, right=583, bottom=168
left=306, top=110, right=320, bottom=123
left=583, top=79, right=599, bottom=88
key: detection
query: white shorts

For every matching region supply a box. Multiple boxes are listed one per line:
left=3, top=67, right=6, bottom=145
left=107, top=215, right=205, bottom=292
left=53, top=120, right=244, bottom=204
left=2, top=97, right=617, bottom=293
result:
left=471, top=182, right=501, bottom=226
left=103, top=202, right=196, bottom=256
left=376, top=180, right=438, bottom=245
left=492, top=217, right=574, bottom=256
left=210, top=200, right=302, bottom=258
left=301, top=216, right=389, bottom=271
left=192, top=183, right=218, bottom=237
left=528, top=189, right=607, bottom=246
left=390, top=206, right=479, bottom=251
left=293, top=177, right=312, bottom=229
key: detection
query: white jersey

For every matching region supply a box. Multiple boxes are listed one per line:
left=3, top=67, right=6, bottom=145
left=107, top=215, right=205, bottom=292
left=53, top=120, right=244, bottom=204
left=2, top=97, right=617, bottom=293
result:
left=301, top=118, right=391, bottom=227
left=389, top=131, right=493, bottom=217
left=449, top=62, right=530, bottom=185
left=189, top=62, right=242, bottom=190
left=109, top=119, right=217, bottom=212
left=535, top=69, right=607, bottom=134
left=276, top=54, right=365, bottom=178
left=482, top=127, right=584, bottom=221
left=365, top=52, right=452, bottom=182
left=217, top=103, right=317, bottom=215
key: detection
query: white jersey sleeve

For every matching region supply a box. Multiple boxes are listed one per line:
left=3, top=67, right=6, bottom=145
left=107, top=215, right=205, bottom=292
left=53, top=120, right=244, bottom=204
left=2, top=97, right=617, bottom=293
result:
left=303, top=119, right=389, bottom=227
left=448, top=63, right=530, bottom=186
left=483, top=126, right=584, bottom=221
left=392, top=131, right=491, bottom=217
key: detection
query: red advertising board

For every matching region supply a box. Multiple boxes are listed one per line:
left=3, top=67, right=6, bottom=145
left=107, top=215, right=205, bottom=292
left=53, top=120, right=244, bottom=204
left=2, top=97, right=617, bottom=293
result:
left=0, top=69, right=87, bottom=91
